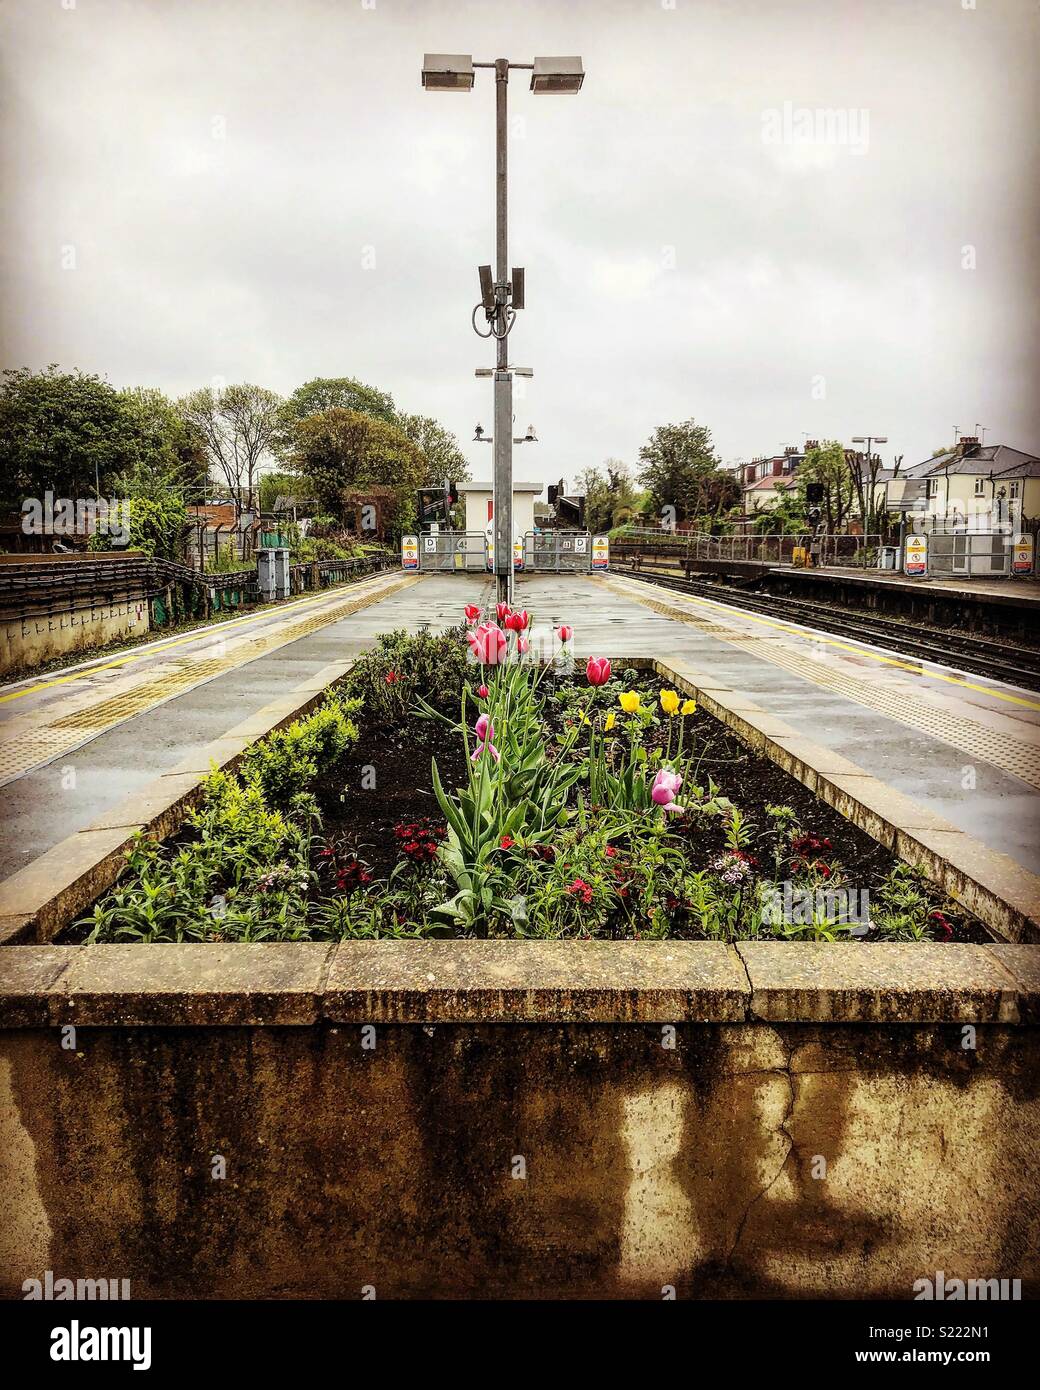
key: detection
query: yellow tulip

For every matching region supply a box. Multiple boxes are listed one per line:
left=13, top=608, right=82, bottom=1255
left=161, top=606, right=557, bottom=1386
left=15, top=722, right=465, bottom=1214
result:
left=681, top=699, right=697, bottom=715
left=618, top=691, right=641, bottom=713
left=604, top=711, right=616, bottom=732
left=660, top=689, right=680, bottom=716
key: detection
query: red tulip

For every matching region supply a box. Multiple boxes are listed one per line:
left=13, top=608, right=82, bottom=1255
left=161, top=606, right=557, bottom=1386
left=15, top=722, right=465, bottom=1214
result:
left=517, top=636, right=529, bottom=654
left=496, top=602, right=512, bottom=622
left=586, top=657, right=611, bottom=687
left=477, top=684, right=489, bottom=699
left=467, top=622, right=507, bottom=666
left=504, top=609, right=529, bottom=632
left=464, top=604, right=481, bottom=624
left=557, top=624, right=573, bottom=643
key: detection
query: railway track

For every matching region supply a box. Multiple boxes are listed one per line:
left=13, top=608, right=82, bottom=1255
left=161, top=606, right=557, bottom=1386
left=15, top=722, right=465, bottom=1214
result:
left=614, top=563, right=1040, bottom=692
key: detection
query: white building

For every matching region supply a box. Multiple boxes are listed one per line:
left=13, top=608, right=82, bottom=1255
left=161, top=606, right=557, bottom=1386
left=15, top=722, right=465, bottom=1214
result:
left=459, top=480, right=545, bottom=538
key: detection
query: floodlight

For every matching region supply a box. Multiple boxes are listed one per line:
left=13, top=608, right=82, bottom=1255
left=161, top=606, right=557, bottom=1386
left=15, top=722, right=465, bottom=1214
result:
left=421, top=54, right=475, bottom=91
left=530, top=57, right=584, bottom=94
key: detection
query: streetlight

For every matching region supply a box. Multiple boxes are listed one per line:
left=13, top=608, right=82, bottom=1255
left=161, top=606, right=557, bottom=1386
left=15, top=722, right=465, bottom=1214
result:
left=851, top=435, right=888, bottom=534
left=422, top=52, right=584, bottom=603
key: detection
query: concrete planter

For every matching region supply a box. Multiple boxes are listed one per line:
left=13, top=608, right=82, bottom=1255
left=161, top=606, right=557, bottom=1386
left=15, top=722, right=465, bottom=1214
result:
left=1, top=940, right=1038, bottom=1299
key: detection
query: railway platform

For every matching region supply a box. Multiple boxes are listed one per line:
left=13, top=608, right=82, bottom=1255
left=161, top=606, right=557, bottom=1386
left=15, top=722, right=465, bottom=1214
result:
left=0, top=570, right=1037, bottom=898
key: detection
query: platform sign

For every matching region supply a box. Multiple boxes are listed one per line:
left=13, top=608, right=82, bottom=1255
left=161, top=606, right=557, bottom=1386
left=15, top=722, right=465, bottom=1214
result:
left=422, top=535, right=437, bottom=554
left=401, top=535, right=419, bottom=571
left=1013, top=533, right=1035, bottom=575
left=903, top=534, right=927, bottom=578
left=592, top=534, right=610, bottom=571
left=513, top=537, right=524, bottom=571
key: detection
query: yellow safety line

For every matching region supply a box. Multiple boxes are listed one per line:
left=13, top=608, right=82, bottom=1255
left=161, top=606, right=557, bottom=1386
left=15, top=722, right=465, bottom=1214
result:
left=620, top=579, right=1040, bottom=714
left=0, top=570, right=399, bottom=707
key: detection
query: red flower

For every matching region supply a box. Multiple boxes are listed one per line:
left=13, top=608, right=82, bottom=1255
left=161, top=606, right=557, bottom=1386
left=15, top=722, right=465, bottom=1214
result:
left=500, top=835, right=515, bottom=850
left=477, top=684, right=489, bottom=699
left=930, top=910, right=953, bottom=941
left=565, top=877, right=594, bottom=905
left=496, top=602, right=512, bottom=622
left=385, top=670, right=398, bottom=685
left=604, top=845, right=616, bottom=858
left=464, top=604, right=481, bottom=623
left=586, top=657, right=611, bottom=686
left=505, top=609, right=529, bottom=632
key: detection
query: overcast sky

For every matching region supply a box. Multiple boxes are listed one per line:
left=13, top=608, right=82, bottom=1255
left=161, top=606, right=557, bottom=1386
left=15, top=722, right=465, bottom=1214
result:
left=2, top=0, right=1038, bottom=487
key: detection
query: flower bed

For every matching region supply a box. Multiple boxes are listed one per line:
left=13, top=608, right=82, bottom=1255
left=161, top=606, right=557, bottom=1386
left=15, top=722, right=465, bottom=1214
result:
left=69, top=609, right=986, bottom=945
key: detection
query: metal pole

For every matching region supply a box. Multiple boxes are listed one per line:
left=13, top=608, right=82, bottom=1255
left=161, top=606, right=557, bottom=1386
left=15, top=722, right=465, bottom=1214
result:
left=493, top=58, right=513, bottom=606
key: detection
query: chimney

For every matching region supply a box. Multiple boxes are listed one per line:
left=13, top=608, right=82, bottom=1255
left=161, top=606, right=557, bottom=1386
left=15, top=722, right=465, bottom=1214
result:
left=958, top=435, right=979, bottom=455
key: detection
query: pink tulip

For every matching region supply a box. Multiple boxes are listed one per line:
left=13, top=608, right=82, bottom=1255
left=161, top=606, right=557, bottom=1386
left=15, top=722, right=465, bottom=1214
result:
left=496, top=602, right=511, bottom=623
left=477, top=684, right=489, bottom=699
left=586, top=657, right=612, bottom=687
left=467, top=622, right=507, bottom=666
left=464, top=604, right=481, bottom=624
left=558, top=624, right=573, bottom=643
left=471, top=713, right=500, bottom=763
left=517, top=636, right=529, bottom=654
left=505, top=609, right=529, bottom=632
left=651, top=769, right=684, bottom=813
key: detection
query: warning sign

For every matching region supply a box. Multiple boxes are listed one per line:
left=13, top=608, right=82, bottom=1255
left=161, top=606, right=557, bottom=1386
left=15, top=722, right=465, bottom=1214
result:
left=1013, top=533, right=1035, bottom=575
left=903, top=535, right=927, bottom=578
left=513, top=537, right=524, bottom=571
left=592, top=535, right=610, bottom=571
left=401, top=535, right=419, bottom=570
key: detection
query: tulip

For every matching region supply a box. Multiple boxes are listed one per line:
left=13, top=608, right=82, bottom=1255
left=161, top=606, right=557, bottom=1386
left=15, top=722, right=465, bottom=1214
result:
left=660, top=689, right=680, bottom=716
left=471, top=712, right=500, bottom=763
left=467, top=622, right=507, bottom=666
left=586, top=657, right=611, bottom=687
left=557, top=624, right=573, bottom=643
left=604, top=712, right=616, bottom=733
left=681, top=698, right=696, bottom=716
left=619, top=691, right=640, bottom=714
left=464, top=604, right=481, bottom=624
left=477, top=684, right=489, bottom=699
left=504, top=609, right=529, bottom=632
left=496, top=602, right=512, bottom=623
left=651, top=768, right=684, bottom=813
left=517, top=636, right=529, bottom=654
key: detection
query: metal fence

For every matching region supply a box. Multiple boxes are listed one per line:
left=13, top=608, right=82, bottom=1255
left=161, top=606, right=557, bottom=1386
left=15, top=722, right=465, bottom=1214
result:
left=522, top=531, right=592, bottom=572
left=417, top=531, right=489, bottom=572
left=613, top=532, right=881, bottom=569
left=921, top=531, right=1013, bottom=578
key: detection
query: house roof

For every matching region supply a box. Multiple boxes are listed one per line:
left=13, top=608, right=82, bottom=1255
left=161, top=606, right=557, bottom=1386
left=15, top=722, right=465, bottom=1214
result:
left=743, top=476, right=795, bottom=492
left=901, top=443, right=1040, bottom=480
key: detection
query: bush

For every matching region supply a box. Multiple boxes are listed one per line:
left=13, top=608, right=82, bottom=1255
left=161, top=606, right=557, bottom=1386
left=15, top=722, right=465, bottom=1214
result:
left=343, top=627, right=469, bottom=718
left=240, top=690, right=360, bottom=814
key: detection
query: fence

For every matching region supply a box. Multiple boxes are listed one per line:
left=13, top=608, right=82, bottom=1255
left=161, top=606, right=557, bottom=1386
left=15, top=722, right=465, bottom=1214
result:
left=416, top=531, right=489, bottom=572
left=522, top=531, right=592, bottom=572
left=185, top=520, right=260, bottom=573
left=612, top=532, right=881, bottom=569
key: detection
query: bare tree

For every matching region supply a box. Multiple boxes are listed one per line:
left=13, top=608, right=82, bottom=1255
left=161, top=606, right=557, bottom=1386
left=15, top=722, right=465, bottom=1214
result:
left=179, top=383, right=283, bottom=515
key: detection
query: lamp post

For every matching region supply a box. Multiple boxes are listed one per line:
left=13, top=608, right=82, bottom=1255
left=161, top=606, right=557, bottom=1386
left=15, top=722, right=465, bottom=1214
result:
left=851, top=434, right=888, bottom=534
left=422, top=53, right=584, bottom=604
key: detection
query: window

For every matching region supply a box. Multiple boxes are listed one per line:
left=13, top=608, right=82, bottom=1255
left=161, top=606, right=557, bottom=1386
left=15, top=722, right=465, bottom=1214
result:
left=973, top=479, right=985, bottom=497
left=1009, top=481, right=1020, bottom=499
left=925, top=478, right=938, bottom=499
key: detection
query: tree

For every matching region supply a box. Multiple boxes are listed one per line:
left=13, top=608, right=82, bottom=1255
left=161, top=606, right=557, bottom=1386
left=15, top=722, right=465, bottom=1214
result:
left=288, top=407, right=426, bottom=534
left=179, top=383, right=283, bottom=515
left=797, top=439, right=853, bottom=533
left=846, top=446, right=887, bottom=536
left=395, top=413, right=470, bottom=487
left=637, top=419, right=726, bottom=525
left=0, top=365, right=153, bottom=509
left=575, top=460, right=643, bottom=532
left=281, top=377, right=397, bottom=428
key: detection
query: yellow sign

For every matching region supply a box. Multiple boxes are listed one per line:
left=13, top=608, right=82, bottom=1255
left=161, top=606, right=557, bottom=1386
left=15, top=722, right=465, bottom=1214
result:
left=401, top=535, right=419, bottom=570
left=904, top=535, right=927, bottom=577
left=1013, top=533, right=1034, bottom=575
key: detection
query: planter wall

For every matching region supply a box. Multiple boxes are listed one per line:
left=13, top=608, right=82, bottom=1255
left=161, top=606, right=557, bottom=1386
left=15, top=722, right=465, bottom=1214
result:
left=2, top=941, right=1038, bottom=1300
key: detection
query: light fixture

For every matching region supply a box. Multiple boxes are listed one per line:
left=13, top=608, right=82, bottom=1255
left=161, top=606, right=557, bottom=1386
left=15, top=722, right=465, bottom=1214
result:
left=530, top=56, right=584, bottom=94
left=421, top=53, right=475, bottom=91
left=473, top=424, right=491, bottom=442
